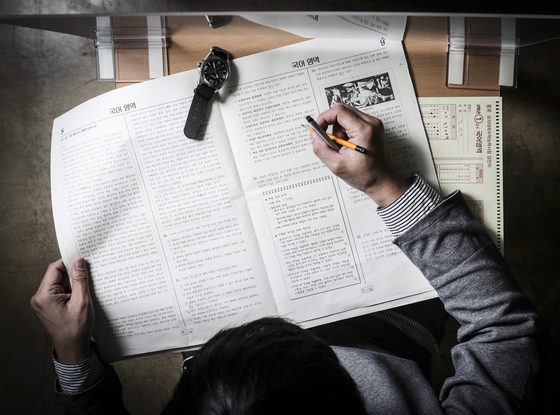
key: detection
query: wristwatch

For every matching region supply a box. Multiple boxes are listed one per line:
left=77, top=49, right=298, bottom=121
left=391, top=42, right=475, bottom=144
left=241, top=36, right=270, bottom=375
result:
left=184, top=46, right=231, bottom=139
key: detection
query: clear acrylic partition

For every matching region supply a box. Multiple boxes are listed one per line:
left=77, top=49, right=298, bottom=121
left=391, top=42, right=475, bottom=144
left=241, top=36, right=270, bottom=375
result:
left=1, top=14, right=559, bottom=90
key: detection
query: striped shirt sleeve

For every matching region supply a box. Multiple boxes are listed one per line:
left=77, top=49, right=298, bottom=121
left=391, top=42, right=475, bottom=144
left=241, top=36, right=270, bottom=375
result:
left=377, top=175, right=442, bottom=237
left=53, top=342, right=108, bottom=394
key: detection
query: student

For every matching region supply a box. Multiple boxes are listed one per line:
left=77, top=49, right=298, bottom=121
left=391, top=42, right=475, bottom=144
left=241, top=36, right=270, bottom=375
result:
left=31, top=103, right=546, bottom=414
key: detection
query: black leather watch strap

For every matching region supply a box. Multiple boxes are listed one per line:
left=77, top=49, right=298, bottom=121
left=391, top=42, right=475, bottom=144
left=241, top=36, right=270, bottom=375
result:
left=211, top=47, right=229, bottom=61
left=184, top=83, right=215, bottom=139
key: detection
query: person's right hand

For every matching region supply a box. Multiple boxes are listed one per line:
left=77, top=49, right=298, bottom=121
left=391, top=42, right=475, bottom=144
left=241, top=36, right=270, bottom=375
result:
left=311, top=103, right=409, bottom=208
left=30, top=258, right=95, bottom=364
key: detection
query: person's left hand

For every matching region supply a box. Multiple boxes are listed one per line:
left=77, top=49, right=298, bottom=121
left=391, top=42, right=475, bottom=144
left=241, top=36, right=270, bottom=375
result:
left=31, top=258, right=95, bottom=364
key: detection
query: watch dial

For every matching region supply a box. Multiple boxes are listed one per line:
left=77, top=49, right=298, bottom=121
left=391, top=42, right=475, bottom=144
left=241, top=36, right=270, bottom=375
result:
left=203, top=59, right=228, bottom=86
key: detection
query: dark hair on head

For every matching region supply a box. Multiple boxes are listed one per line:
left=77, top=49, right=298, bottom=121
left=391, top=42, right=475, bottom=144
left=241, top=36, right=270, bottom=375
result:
left=162, top=317, right=367, bottom=415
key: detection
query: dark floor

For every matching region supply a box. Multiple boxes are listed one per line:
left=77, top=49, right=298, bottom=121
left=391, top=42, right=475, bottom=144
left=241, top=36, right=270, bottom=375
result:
left=1, top=11, right=559, bottom=415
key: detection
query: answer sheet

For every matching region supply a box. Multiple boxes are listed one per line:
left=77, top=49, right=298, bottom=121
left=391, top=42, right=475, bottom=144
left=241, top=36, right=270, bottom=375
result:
left=419, top=96, right=503, bottom=252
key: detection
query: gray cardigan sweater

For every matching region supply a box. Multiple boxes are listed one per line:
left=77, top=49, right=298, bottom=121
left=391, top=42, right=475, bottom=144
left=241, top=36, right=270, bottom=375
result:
left=335, top=191, right=546, bottom=414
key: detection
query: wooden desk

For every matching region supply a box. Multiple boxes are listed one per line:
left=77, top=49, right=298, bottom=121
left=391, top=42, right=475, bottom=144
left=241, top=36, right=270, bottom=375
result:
left=116, top=15, right=500, bottom=98
left=403, top=17, right=500, bottom=97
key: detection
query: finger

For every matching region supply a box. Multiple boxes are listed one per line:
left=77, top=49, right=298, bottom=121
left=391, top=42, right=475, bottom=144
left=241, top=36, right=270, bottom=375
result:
left=317, top=103, right=366, bottom=128
left=70, top=258, right=91, bottom=301
left=316, top=104, right=372, bottom=145
left=310, top=129, right=328, bottom=157
left=31, top=259, right=70, bottom=312
left=313, top=114, right=348, bottom=143
left=310, top=130, right=356, bottom=180
left=35, top=259, right=68, bottom=294
left=330, top=123, right=348, bottom=141
left=310, top=129, right=338, bottom=156
left=56, top=258, right=74, bottom=292
left=334, top=103, right=376, bottom=124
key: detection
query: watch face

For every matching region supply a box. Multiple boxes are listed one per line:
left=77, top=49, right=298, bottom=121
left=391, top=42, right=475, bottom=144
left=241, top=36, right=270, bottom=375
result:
left=202, top=58, right=229, bottom=88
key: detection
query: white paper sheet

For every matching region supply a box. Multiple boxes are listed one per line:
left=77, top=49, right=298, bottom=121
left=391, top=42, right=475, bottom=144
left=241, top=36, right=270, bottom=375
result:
left=51, top=71, right=278, bottom=361
left=241, top=14, right=407, bottom=41
left=220, top=39, right=439, bottom=323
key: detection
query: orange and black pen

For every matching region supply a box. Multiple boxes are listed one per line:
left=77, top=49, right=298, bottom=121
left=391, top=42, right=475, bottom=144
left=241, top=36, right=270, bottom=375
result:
left=302, top=122, right=367, bottom=154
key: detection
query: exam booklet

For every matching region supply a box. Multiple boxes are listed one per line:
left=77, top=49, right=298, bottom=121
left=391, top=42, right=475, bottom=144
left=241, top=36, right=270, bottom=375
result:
left=51, top=39, right=439, bottom=362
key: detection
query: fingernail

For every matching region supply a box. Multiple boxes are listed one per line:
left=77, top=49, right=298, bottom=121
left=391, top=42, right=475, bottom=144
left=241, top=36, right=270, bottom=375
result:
left=75, top=258, right=86, bottom=270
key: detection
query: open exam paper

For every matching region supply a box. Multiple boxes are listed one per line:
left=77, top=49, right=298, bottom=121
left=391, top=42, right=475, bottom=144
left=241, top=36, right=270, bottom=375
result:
left=51, top=38, right=439, bottom=362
